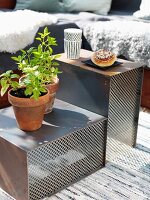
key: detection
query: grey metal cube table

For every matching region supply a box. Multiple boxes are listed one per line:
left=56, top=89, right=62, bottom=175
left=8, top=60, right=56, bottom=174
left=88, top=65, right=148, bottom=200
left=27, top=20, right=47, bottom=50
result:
left=0, top=99, right=107, bottom=200
left=56, top=49, right=144, bottom=160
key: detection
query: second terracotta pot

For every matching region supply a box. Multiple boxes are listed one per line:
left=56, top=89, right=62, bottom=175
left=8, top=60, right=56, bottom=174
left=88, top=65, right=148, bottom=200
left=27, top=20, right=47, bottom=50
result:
left=45, top=77, right=59, bottom=114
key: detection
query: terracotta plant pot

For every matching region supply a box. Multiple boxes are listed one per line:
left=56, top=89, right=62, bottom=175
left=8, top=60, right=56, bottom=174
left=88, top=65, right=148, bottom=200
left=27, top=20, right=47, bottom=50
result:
left=45, top=77, right=59, bottom=114
left=8, top=89, right=50, bottom=131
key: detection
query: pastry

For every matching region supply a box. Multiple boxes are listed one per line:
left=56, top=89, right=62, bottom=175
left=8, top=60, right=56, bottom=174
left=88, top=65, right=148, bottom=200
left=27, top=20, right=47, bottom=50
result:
left=91, top=49, right=117, bottom=67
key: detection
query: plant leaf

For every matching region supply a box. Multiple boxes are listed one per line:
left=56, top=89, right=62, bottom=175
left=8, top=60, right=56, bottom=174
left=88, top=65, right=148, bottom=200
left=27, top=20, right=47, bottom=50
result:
left=10, top=74, right=20, bottom=79
left=52, top=62, right=59, bottom=66
left=11, top=81, right=19, bottom=89
left=32, top=88, right=40, bottom=100
left=25, top=87, right=32, bottom=96
left=0, top=83, right=9, bottom=96
left=11, top=56, right=20, bottom=62
left=36, top=37, right=41, bottom=41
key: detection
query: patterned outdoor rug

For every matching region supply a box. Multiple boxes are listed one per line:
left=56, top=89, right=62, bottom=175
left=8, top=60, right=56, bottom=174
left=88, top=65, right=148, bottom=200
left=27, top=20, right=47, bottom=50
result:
left=1, top=108, right=150, bottom=200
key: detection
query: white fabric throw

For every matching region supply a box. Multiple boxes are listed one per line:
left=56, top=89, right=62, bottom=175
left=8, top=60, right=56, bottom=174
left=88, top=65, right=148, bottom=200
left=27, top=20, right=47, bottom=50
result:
left=0, top=10, right=57, bottom=53
left=83, top=20, right=150, bottom=67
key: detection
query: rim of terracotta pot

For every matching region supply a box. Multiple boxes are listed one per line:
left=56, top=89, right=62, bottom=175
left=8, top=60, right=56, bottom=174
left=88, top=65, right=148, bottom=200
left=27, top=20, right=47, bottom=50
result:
left=47, top=76, right=59, bottom=86
left=46, top=77, right=59, bottom=93
left=8, top=88, right=50, bottom=108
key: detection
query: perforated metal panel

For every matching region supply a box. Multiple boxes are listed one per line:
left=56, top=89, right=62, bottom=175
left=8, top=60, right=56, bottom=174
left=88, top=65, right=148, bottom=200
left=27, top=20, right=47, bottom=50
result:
left=107, top=68, right=143, bottom=160
left=27, top=120, right=107, bottom=200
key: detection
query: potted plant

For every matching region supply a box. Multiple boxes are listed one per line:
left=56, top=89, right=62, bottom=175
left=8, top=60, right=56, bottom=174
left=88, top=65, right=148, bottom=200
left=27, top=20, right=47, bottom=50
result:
left=0, top=27, right=61, bottom=131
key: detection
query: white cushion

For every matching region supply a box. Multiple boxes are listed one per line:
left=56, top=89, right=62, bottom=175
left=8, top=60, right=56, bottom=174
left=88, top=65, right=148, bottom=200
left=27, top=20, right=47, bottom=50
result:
left=63, top=0, right=112, bottom=15
left=133, top=0, right=150, bottom=20
left=0, top=10, right=57, bottom=53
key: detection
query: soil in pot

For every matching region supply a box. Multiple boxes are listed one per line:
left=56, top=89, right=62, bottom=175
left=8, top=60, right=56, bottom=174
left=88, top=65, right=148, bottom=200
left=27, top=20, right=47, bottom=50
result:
left=8, top=88, right=49, bottom=131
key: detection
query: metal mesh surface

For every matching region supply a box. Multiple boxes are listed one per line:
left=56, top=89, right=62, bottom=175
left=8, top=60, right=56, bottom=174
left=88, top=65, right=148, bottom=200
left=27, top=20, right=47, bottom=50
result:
left=107, top=68, right=143, bottom=161
left=28, top=120, right=106, bottom=200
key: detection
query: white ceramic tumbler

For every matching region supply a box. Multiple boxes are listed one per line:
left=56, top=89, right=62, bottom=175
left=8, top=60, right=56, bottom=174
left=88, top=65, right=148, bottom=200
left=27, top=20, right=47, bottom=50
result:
left=64, top=28, right=82, bottom=59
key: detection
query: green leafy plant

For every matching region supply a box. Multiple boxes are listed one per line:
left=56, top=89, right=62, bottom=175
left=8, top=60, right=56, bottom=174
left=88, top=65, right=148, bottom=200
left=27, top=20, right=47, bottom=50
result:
left=0, top=70, right=20, bottom=96
left=0, top=27, right=61, bottom=100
